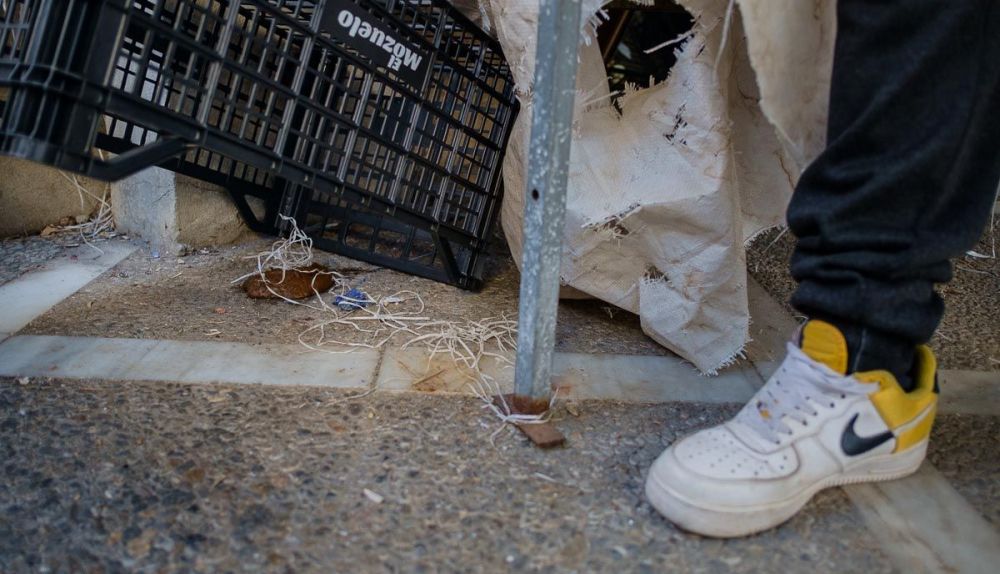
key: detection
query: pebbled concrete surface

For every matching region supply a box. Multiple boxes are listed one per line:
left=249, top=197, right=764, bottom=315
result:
left=0, top=377, right=903, bottom=574
left=0, top=235, right=96, bottom=287
left=927, top=414, right=1000, bottom=527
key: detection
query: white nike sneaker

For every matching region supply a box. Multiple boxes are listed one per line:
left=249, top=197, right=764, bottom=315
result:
left=645, top=320, right=938, bottom=538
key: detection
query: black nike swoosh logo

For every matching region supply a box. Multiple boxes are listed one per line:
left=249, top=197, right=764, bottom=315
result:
left=841, top=413, right=894, bottom=456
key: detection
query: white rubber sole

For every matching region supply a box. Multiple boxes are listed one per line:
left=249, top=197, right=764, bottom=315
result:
left=645, top=440, right=928, bottom=538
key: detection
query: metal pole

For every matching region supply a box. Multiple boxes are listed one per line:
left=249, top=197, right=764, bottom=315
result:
left=513, top=0, right=584, bottom=406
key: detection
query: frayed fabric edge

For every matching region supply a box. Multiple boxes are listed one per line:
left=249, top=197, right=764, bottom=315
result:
left=636, top=274, right=754, bottom=377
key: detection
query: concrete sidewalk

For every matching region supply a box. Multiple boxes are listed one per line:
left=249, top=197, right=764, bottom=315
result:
left=1, top=234, right=998, bottom=573
left=2, top=377, right=997, bottom=573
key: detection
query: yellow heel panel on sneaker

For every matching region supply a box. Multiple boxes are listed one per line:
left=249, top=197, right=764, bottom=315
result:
left=895, top=404, right=937, bottom=452
left=855, top=345, right=938, bottom=453
left=800, top=320, right=849, bottom=374
left=914, top=345, right=938, bottom=385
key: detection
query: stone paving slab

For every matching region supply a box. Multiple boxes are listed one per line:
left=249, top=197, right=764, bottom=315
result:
left=376, top=347, right=515, bottom=394
left=550, top=351, right=763, bottom=403
left=846, top=464, right=1000, bottom=574
left=376, top=347, right=763, bottom=403
left=2, top=335, right=996, bottom=417
left=0, top=335, right=380, bottom=389
left=0, top=242, right=135, bottom=338
left=927, top=414, right=1000, bottom=527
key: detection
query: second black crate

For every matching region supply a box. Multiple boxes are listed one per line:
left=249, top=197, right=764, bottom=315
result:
left=281, top=177, right=498, bottom=289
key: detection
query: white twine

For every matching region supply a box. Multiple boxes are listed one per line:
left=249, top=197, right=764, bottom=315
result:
left=232, top=214, right=321, bottom=284
left=230, top=214, right=346, bottom=312
left=232, top=217, right=557, bottom=438
left=467, top=372, right=559, bottom=446
left=56, top=168, right=115, bottom=255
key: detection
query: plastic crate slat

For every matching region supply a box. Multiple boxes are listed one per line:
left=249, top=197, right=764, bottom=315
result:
left=1, top=0, right=517, bottom=289
left=298, top=25, right=506, bottom=151
left=364, top=0, right=512, bottom=103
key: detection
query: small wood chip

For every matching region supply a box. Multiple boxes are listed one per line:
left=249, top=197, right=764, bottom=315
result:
left=514, top=421, right=566, bottom=448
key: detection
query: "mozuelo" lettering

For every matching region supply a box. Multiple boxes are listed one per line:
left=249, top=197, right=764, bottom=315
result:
left=336, top=9, right=424, bottom=74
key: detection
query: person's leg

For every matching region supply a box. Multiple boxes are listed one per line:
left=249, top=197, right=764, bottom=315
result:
left=646, top=0, right=1000, bottom=538
left=788, top=0, right=1000, bottom=387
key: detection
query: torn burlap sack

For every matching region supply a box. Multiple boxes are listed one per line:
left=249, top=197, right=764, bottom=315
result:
left=478, top=0, right=835, bottom=373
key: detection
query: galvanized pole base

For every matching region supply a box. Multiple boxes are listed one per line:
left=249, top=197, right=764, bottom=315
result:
left=513, top=0, right=584, bottom=406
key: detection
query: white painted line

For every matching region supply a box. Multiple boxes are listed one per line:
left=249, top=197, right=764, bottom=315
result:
left=0, top=242, right=136, bottom=335
left=377, top=347, right=762, bottom=403
left=0, top=335, right=756, bottom=403
left=551, top=352, right=762, bottom=403
left=377, top=347, right=512, bottom=394
left=845, top=464, right=1000, bottom=574
left=0, top=335, right=993, bottom=413
left=939, top=370, right=1000, bottom=416
left=0, top=335, right=380, bottom=388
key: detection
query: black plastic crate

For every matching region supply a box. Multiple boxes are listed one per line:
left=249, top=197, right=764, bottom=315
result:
left=281, top=175, right=501, bottom=287
left=0, top=0, right=518, bottom=288
left=96, top=113, right=287, bottom=232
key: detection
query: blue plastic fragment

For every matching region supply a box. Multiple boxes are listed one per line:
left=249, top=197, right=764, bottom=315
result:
left=334, top=288, right=371, bottom=311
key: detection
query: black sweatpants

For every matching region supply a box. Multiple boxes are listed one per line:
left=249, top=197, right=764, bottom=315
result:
left=787, top=0, right=1000, bottom=384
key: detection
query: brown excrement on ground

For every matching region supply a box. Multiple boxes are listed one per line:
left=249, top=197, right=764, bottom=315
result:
left=242, top=263, right=336, bottom=300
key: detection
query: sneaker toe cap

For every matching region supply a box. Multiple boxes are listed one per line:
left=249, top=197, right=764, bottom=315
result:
left=647, top=427, right=797, bottom=510
left=674, top=426, right=790, bottom=480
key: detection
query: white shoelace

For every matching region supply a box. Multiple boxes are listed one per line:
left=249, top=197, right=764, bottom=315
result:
left=735, top=343, right=873, bottom=444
